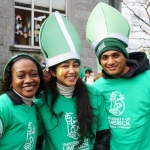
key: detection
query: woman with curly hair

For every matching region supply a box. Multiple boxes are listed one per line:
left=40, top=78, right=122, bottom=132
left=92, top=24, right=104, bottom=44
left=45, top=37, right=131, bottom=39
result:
left=35, top=11, right=110, bottom=150
left=0, top=53, right=44, bottom=150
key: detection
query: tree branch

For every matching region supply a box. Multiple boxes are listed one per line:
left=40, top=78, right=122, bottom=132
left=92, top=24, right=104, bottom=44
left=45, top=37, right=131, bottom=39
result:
left=123, top=1, right=150, bottom=27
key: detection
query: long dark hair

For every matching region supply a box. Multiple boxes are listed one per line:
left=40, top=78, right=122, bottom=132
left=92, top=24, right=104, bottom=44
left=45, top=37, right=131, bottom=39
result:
left=44, top=65, right=95, bottom=147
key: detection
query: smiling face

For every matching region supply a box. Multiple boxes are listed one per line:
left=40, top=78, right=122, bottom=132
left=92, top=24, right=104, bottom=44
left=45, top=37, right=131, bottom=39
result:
left=10, top=58, right=40, bottom=105
left=100, top=50, right=129, bottom=78
left=51, top=59, right=79, bottom=87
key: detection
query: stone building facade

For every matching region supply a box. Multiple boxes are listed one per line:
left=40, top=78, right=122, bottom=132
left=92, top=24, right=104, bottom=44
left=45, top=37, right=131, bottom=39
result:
left=0, top=0, right=122, bottom=76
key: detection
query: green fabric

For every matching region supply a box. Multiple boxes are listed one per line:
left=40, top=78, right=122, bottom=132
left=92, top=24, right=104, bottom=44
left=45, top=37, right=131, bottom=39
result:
left=34, top=84, right=109, bottom=150
left=92, top=70, right=150, bottom=150
left=95, top=38, right=129, bottom=63
left=0, top=94, right=38, bottom=150
left=39, top=12, right=81, bottom=67
left=86, top=2, right=130, bottom=49
left=79, top=68, right=85, bottom=79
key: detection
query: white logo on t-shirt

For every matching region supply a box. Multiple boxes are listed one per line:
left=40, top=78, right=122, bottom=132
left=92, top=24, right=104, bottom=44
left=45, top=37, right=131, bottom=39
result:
left=24, top=122, right=35, bottom=150
left=0, top=118, right=3, bottom=139
left=65, top=112, right=80, bottom=139
left=109, top=91, right=125, bottom=116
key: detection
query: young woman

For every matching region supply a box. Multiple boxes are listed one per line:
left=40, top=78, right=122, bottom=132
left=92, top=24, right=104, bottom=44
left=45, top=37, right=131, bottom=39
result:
left=35, top=12, right=110, bottom=150
left=0, top=53, right=44, bottom=150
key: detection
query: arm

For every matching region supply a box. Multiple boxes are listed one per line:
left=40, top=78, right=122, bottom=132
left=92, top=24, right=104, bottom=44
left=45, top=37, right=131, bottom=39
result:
left=35, top=106, right=45, bottom=150
left=93, top=129, right=110, bottom=150
left=36, top=135, right=44, bottom=150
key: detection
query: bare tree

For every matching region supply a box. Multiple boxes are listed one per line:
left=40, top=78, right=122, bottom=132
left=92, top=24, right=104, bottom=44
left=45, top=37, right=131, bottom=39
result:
left=123, top=0, right=150, bottom=36
left=122, top=0, right=150, bottom=51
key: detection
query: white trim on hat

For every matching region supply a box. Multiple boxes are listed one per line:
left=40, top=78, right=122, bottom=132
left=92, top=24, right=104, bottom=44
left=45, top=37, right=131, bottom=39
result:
left=55, top=11, right=76, bottom=53
left=46, top=52, right=80, bottom=67
left=91, top=33, right=129, bottom=50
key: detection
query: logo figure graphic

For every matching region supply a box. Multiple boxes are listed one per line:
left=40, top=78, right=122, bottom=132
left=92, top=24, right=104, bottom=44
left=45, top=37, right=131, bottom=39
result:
left=24, top=122, right=36, bottom=150
left=65, top=112, right=80, bottom=139
left=109, top=91, right=125, bottom=116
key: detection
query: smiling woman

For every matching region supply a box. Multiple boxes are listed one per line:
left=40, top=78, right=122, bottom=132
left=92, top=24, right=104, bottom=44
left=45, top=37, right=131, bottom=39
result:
left=0, top=53, right=45, bottom=150
left=34, top=11, right=110, bottom=150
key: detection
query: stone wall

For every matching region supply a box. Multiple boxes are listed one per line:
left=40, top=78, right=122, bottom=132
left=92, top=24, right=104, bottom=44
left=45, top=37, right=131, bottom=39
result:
left=0, top=0, right=123, bottom=76
left=0, top=0, right=14, bottom=76
left=122, top=0, right=150, bottom=52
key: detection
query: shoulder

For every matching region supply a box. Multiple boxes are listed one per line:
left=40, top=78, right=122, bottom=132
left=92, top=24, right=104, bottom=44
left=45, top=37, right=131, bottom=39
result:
left=0, top=94, right=12, bottom=139
left=86, top=84, right=101, bottom=95
left=86, top=84, right=103, bottom=104
left=34, top=91, right=52, bottom=108
left=143, top=70, right=150, bottom=77
left=0, top=93, right=12, bottom=107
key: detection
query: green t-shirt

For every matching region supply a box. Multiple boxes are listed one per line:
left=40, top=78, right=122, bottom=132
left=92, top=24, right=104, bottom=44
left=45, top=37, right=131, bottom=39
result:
left=35, top=84, right=109, bottom=150
left=0, top=94, right=38, bottom=150
left=93, top=70, right=150, bottom=150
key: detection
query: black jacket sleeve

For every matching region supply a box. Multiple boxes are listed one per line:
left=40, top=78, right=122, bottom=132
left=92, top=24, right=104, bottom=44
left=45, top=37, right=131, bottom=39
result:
left=93, top=129, right=110, bottom=150
left=36, top=135, right=44, bottom=150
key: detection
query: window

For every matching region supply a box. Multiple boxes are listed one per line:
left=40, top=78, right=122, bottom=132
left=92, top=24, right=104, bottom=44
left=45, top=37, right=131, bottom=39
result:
left=14, top=0, right=67, bottom=49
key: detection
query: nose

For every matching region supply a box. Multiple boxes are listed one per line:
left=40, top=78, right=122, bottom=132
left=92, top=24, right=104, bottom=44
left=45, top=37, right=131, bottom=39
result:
left=69, top=66, right=76, bottom=73
left=107, top=57, right=115, bottom=65
left=24, top=75, right=33, bottom=82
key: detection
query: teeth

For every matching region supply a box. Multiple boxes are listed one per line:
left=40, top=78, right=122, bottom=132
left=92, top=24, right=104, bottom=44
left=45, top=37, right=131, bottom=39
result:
left=24, top=86, right=34, bottom=90
left=67, top=77, right=75, bottom=79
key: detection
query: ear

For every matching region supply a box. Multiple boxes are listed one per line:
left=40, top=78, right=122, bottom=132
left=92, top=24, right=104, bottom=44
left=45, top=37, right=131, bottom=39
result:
left=50, top=69, right=56, bottom=77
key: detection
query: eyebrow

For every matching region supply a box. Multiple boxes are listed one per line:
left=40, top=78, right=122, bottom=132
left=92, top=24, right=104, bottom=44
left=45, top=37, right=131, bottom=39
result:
left=15, top=69, right=38, bottom=73
left=62, top=60, right=78, bottom=63
left=101, top=52, right=120, bottom=56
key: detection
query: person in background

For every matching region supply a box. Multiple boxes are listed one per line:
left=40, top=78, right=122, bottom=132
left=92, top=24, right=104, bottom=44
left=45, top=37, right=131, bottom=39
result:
left=82, top=66, right=95, bottom=85
left=94, top=71, right=102, bottom=82
left=32, top=54, right=51, bottom=82
left=86, top=2, right=150, bottom=150
left=0, top=53, right=44, bottom=150
left=41, top=62, right=51, bottom=81
left=35, top=11, right=110, bottom=150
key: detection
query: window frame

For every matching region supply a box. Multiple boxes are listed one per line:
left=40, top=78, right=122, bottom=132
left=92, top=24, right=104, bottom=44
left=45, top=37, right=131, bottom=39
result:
left=14, top=0, right=67, bottom=50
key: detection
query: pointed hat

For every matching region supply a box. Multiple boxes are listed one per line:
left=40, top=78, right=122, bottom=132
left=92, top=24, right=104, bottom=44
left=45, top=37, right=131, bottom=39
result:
left=39, top=11, right=81, bottom=67
left=86, top=2, right=130, bottom=51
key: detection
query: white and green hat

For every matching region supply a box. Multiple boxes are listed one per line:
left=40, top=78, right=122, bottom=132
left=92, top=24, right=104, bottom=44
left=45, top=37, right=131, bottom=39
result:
left=39, top=11, right=81, bottom=67
left=86, top=2, right=130, bottom=60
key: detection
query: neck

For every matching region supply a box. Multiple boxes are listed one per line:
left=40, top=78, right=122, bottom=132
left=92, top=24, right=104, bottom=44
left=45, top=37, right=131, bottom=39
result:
left=56, top=82, right=75, bottom=98
left=12, top=89, right=35, bottom=106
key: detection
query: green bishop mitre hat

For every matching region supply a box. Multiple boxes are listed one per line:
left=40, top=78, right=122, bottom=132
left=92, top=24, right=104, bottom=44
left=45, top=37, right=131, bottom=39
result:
left=86, top=2, right=130, bottom=51
left=39, top=11, right=81, bottom=67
